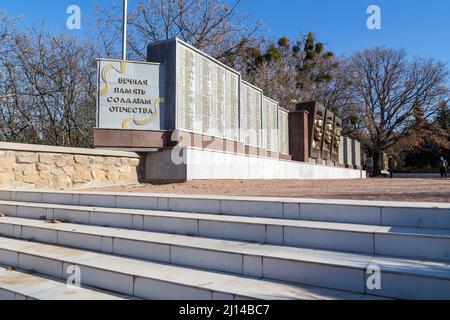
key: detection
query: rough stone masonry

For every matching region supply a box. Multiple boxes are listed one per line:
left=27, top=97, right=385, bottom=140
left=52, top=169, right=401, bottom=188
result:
left=0, top=142, right=142, bottom=190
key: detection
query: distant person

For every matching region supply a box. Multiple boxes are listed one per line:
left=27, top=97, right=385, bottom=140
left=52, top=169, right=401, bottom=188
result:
left=439, top=156, right=448, bottom=179
left=388, top=157, right=395, bottom=179
left=364, top=157, right=374, bottom=178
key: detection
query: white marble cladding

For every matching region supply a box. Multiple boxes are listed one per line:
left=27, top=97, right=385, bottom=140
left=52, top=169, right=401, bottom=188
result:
left=186, top=147, right=364, bottom=180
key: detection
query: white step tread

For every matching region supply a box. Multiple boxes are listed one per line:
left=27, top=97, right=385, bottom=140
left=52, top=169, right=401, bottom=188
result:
left=0, top=266, right=131, bottom=300
left=2, top=189, right=449, bottom=209
left=0, top=216, right=368, bottom=268
left=0, top=218, right=449, bottom=281
left=0, top=236, right=383, bottom=300
left=1, top=200, right=449, bottom=238
left=1, top=191, right=450, bottom=231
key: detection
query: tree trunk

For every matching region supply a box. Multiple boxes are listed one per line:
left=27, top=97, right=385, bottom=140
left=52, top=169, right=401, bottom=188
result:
left=372, top=150, right=382, bottom=177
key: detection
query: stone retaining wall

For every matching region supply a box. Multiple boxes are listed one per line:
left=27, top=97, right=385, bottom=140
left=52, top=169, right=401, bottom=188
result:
left=0, top=142, right=143, bottom=190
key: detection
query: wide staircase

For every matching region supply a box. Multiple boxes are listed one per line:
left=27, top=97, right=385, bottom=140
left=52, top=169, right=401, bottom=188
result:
left=0, top=189, right=449, bottom=300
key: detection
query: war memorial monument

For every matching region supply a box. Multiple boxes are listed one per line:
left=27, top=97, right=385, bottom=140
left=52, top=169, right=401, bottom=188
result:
left=93, top=38, right=363, bottom=181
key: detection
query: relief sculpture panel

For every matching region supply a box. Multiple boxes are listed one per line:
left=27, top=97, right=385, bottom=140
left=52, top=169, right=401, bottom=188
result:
left=321, top=109, right=335, bottom=161
left=295, top=101, right=326, bottom=159
left=331, top=116, right=343, bottom=162
left=295, top=101, right=342, bottom=161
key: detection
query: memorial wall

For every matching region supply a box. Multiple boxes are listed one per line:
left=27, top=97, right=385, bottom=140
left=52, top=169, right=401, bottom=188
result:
left=175, top=42, right=240, bottom=142
left=92, top=38, right=365, bottom=181
left=147, top=38, right=289, bottom=155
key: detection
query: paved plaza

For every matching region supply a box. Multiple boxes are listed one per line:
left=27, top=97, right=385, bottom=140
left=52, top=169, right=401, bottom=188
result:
left=91, top=177, right=450, bottom=203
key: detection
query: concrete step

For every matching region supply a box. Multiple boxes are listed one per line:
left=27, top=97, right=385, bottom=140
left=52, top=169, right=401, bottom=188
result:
left=1, top=202, right=450, bottom=261
left=0, top=232, right=449, bottom=299
left=0, top=236, right=383, bottom=300
left=1, top=189, right=449, bottom=229
left=1, top=189, right=449, bottom=299
left=0, top=265, right=131, bottom=300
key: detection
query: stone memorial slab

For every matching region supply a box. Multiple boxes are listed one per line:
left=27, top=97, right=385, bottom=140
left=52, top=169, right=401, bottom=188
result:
left=96, top=59, right=165, bottom=130
left=212, top=64, right=226, bottom=138
left=344, top=137, right=353, bottom=166
left=263, top=97, right=279, bottom=152
left=352, top=139, right=362, bottom=168
left=241, top=82, right=263, bottom=147
left=278, top=108, right=289, bottom=155
left=195, top=55, right=213, bottom=135
left=176, top=44, right=197, bottom=132
left=225, top=70, right=240, bottom=141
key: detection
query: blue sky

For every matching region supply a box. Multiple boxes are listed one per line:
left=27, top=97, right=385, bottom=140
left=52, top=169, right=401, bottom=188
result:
left=1, top=0, right=449, bottom=64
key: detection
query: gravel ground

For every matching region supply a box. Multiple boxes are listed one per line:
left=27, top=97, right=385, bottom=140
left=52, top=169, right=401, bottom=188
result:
left=88, top=178, right=450, bottom=203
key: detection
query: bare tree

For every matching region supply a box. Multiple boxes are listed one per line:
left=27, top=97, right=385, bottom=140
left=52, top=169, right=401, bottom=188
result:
left=349, top=47, right=448, bottom=175
left=0, top=12, right=21, bottom=55
left=0, top=25, right=97, bottom=147
left=0, top=12, right=23, bottom=99
left=94, top=4, right=123, bottom=59
left=97, top=0, right=263, bottom=61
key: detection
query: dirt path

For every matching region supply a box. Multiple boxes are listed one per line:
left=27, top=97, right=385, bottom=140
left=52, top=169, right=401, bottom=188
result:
left=88, top=178, right=450, bottom=203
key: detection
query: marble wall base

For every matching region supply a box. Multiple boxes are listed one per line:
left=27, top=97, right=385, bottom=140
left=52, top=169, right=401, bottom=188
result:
left=145, top=147, right=365, bottom=182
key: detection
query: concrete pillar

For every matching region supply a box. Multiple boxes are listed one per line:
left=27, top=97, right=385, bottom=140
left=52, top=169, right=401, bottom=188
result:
left=351, top=139, right=356, bottom=166
left=288, top=110, right=309, bottom=162
left=338, top=139, right=345, bottom=164
left=343, top=137, right=352, bottom=166
left=145, top=148, right=187, bottom=183
left=355, top=140, right=361, bottom=167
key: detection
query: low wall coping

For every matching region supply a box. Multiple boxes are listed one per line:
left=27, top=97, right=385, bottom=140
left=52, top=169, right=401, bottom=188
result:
left=0, top=142, right=140, bottom=158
